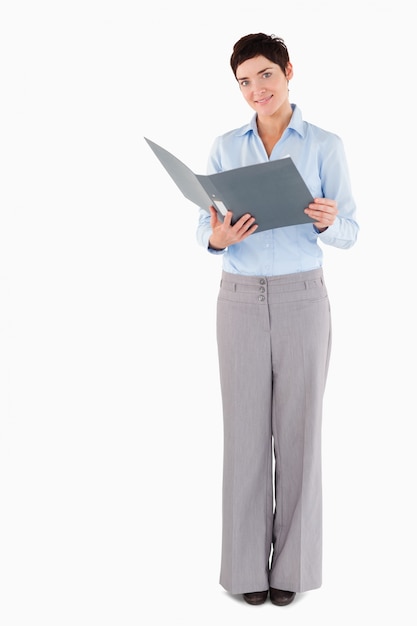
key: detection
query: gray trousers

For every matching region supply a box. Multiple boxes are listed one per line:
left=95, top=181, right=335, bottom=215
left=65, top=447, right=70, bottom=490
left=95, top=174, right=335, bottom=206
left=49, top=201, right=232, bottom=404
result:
left=216, top=268, right=332, bottom=595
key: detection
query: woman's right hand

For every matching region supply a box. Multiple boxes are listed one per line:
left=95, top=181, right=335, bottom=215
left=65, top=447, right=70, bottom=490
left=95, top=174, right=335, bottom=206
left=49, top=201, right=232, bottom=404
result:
left=208, top=206, right=258, bottom=250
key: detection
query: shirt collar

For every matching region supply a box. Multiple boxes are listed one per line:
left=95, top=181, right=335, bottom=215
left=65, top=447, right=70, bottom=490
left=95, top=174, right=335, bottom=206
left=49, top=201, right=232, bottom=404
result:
left=235, top=103, right=305, bottom=139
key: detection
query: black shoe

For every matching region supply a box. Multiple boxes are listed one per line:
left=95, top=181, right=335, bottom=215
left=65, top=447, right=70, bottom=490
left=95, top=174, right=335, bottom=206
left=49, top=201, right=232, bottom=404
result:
left=243, top=590, right=269, bottom=605
left=269, top=587, right=296, bottom=606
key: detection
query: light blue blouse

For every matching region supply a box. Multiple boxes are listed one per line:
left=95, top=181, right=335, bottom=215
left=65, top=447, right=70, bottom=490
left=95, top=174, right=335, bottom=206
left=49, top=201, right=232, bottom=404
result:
left=196, top=104, right=359, bottom=276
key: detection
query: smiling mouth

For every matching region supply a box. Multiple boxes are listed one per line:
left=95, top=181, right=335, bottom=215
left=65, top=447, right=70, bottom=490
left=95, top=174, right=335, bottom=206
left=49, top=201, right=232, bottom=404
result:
left=255, top=95, right=273, bottom=104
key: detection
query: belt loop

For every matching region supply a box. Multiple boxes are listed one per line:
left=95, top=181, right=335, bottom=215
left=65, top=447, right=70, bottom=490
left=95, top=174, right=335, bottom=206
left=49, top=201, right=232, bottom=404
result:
left=304, top=280, right=308, bottom=289
left=233, top=283, right=237, bottom=292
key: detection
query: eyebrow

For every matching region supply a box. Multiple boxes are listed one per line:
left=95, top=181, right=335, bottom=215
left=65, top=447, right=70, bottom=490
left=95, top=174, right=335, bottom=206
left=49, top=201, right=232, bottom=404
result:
left=236, top=67, right=273, bottom=81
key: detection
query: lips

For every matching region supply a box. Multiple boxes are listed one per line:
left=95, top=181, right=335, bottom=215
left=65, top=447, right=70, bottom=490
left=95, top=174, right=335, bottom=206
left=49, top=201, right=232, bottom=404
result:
left=255, top=94, right=273, bottom=104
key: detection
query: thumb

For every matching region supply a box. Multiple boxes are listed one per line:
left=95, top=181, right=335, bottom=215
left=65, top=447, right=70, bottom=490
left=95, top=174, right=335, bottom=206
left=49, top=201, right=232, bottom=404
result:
left=209, top=205, right=218, bottom=228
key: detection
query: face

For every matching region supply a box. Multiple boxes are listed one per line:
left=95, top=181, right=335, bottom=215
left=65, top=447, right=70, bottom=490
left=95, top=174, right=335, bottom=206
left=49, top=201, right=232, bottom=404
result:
left=235, top=55, right=293, bottom=118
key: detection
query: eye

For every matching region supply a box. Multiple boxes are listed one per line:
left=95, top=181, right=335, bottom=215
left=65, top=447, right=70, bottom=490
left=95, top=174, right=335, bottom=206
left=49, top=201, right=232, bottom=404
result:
left=239, top=80, right=249, bottom=87
left=262, top=72, right=272, bottom=79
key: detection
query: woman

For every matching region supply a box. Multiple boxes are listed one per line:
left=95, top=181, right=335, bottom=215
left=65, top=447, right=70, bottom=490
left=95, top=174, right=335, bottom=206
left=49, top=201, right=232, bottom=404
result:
left=196, top=33, right=358, bottom=606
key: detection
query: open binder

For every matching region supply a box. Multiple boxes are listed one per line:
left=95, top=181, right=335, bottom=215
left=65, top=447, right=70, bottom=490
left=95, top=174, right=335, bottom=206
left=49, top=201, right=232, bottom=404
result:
left=145, top=137, right=315, bottom=233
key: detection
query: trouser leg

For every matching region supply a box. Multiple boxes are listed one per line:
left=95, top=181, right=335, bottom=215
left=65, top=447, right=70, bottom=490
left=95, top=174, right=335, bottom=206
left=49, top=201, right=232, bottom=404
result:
left=269, top=280, right=331, bottom=592
left=216, top=283, right=273, bottom=595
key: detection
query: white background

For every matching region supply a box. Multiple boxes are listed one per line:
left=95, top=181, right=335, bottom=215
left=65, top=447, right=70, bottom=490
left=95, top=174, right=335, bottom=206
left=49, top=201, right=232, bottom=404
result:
left=1, top=1, right=416, bottom=624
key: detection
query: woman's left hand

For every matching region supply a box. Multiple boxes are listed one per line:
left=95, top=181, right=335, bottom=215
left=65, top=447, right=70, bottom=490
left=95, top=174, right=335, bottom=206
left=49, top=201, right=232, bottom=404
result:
left=304, top=198, right=338, bottom=232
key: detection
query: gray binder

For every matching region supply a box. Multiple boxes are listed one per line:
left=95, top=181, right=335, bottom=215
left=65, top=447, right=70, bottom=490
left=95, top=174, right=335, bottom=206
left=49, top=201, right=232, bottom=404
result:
left=145, top=137, right=314, bottom=233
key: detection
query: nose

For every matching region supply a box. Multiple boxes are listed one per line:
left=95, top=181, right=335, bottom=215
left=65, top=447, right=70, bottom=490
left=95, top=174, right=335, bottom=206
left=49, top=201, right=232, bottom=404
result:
left=253, top=80, right=266, bottom=95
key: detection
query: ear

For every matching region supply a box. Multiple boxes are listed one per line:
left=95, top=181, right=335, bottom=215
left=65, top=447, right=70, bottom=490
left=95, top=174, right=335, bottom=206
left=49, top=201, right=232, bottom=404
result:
left=285, top=62, right=294, bottom=80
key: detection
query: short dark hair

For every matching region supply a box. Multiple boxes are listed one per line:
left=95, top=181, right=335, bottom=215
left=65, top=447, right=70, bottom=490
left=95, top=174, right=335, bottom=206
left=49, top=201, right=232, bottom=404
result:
left=230, top=33, right=290, bottom=78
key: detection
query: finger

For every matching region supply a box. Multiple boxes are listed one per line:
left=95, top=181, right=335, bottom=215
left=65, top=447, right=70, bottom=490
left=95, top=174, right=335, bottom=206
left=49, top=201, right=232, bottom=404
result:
left=313, top=197, right=336, bottom=206
left=306, top=209, right=335, bottom=221
left=308, top=203, right=333, bottom=214
left=304, top=209, right=334, bottom=228
left=311, top=199, right=338, bottom=215
left=209, top=205, right=217, bottom=220
left=306, top=204, right=337, bottom=220
left=234, top=213, right=256, bottom=231
left=209, top=206, right=220, bottom=229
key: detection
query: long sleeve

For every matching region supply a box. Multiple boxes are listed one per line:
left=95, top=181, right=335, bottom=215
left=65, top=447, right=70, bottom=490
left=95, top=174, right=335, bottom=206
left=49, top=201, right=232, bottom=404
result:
left=317, top=135, right=359, bottom=249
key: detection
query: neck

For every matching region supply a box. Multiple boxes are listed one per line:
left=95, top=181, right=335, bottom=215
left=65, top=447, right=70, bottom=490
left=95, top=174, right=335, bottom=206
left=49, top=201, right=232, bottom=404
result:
left=257, top=103, right=293, bottom=137
left=256, top=104, right=293, bottom=157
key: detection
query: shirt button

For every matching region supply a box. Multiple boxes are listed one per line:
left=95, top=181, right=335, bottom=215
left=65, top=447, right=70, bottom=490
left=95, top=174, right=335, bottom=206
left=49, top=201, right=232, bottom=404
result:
left=259, top=286, right=265, bottom=293
left=259, top=278, right=266, bottom=285
left=258, top=295, right=265, bottom=302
